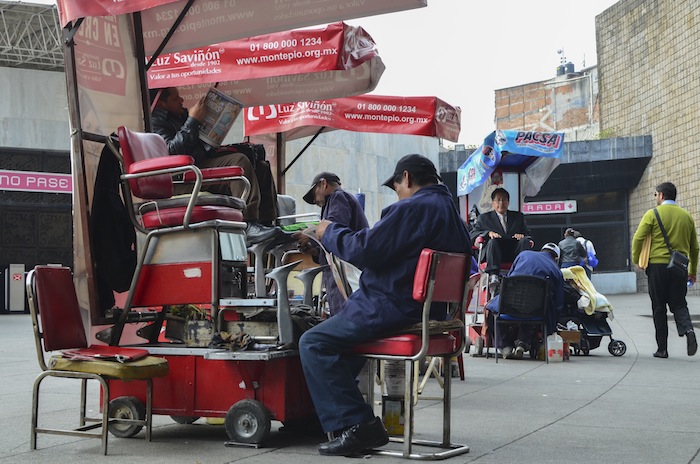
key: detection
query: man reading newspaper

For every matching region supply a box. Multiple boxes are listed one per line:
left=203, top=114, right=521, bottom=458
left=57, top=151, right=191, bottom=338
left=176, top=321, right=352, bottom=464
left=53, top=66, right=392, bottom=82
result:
left=149, top=87, right=283, bottom=245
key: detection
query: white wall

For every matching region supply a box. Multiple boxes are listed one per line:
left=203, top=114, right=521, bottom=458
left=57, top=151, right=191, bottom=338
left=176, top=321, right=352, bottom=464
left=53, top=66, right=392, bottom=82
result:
left=0, top=67, right=69, bottom=150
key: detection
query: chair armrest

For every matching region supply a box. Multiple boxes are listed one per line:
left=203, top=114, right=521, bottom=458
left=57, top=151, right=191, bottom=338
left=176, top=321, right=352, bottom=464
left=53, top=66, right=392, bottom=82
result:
left=182, top=166, right=244, bottom=182
left=127, top=155, right=194, bottom=174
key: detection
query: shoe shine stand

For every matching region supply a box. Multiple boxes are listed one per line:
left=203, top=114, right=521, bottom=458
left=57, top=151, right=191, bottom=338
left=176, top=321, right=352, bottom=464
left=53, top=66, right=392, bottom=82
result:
left=102, top=228, right=321, bottom=446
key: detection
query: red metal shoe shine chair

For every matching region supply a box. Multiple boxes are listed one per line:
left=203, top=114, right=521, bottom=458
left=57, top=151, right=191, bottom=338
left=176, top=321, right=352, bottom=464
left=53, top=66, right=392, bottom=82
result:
left=106, top=127, right=250, bottom=345
left=352, top=249, right=471, bottom=460
left=27, top=266, right=169, bottom=455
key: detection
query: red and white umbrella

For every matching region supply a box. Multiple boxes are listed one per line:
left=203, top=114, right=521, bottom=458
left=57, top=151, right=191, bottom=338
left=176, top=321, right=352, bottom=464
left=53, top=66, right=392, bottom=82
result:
left=57, top=0, right=426, bottom=55
left=147, top=22, right=384, bottom=107
left=244, top=94, right=461, bottom=142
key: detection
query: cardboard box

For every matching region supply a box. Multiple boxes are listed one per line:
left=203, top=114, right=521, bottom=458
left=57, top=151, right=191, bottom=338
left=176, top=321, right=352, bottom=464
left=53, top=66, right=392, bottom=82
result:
left=558, top=330, right=581, bottom=344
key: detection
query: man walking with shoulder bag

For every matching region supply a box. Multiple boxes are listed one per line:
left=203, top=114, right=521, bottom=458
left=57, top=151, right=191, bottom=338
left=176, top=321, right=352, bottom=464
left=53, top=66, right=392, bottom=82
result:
left=632, top=182, right=699, bottom=358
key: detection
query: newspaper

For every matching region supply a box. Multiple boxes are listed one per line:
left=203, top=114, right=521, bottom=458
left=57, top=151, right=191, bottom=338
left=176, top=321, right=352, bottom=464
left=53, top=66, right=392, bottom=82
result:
left=302, top=226, right=361, bottom=300
left=198, top=88, right=243, bottom=148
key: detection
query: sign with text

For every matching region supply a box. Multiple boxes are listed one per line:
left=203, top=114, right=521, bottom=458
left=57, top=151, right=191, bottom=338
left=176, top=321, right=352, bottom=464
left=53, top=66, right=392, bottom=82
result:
left=0, top=170, right=73, bottom=194
left=522, top=200, right=576, bottom=214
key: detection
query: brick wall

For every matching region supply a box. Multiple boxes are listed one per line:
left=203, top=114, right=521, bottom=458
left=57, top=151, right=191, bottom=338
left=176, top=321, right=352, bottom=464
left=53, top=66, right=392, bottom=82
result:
left=495, top=69, right=599, bottom=135
left=597, top=0, right=700, bottom=291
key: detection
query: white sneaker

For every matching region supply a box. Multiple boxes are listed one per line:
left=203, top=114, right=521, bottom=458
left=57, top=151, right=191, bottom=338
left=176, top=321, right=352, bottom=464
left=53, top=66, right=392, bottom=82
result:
left=513, top=345, right=525, bottom=359
left=501, top=346, right=514, bottom=359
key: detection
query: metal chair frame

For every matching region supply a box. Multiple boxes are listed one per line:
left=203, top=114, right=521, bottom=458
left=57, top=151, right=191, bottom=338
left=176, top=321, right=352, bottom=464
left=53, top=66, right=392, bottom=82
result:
left=353, top=249, right=471, bottom=460
left=27, top=266, right=165, bottom=455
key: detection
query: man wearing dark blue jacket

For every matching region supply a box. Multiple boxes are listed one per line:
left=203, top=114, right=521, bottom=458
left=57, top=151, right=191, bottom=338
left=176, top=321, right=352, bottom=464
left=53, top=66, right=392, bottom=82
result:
left=298, top=154, right=471, bottom=456
left=486, top=243, right=565, bottom=359
left=297, top=172, right=369, bottom=316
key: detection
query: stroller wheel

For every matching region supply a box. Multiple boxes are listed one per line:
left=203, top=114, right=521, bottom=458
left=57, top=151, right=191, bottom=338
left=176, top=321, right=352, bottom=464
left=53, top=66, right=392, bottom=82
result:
left=608, top=339, right=627, bottom=356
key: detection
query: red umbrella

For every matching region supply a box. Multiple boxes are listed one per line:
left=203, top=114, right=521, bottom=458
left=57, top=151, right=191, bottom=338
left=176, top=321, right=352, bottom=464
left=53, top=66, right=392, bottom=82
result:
left=245, top=94, right=461, bottom=142
left=147, top=22, right=384, bottom=107
left=56, top=0, right=426, bottom=55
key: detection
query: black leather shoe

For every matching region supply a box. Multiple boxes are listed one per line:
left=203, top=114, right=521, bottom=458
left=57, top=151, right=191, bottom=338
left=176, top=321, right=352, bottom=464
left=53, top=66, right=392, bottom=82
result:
left=245, top=222, right=281, bottom=246
left=653, top=350, right=668, bottom=358
left=687, top=331, right=697, bottom=356
left=318, top=417, right=389, bottom=456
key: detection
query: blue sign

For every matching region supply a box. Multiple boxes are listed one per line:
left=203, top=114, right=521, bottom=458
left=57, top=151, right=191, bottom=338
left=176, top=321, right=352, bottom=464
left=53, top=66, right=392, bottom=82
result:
left=457, top=130, right=564, bottom=196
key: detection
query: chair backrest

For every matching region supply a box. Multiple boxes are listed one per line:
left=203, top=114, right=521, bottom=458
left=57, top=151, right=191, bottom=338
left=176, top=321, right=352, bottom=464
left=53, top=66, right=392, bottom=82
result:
left=412, top=249, right=469, bottom=304
left=118, top=126, right=174, bottom=199
left=28, top=266, right=88, bottom=361
left=498, top=275, right=550, bottom=319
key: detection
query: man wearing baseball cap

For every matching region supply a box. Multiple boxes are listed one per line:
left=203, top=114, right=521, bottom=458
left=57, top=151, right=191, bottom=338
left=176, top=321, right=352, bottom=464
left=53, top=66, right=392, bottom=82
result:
left=298, top=154, right=471, bottom=456
left=296, top=172, right=368, bottom=316
left=486, top=242, right=565, bottom=359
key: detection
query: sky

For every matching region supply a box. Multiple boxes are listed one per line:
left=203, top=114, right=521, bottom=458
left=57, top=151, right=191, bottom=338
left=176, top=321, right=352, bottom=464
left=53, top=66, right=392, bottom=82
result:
left=346, top=0, right=620, bottom=146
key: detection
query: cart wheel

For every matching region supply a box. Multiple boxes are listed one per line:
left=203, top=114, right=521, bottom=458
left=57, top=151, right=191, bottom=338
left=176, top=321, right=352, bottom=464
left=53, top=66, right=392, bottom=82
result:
left=170, top=415, right=201, bottom=424
left=108, top=396, right=145, bottom=438
left=608, top=340, right=627, bottom=356
left=225, top=399, right=271, bottom=444
left=581, top=338, right=590, bottom=356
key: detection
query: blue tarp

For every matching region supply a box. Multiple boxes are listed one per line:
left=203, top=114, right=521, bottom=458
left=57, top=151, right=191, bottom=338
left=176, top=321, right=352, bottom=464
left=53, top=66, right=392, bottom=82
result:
left=457, top=130, right=565, bottom=196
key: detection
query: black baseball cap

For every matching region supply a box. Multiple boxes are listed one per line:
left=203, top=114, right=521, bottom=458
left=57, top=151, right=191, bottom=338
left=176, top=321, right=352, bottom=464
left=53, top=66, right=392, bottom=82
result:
left=382, top=154, right=442, bottom=188
left=303, top=172, right=341, bottom=204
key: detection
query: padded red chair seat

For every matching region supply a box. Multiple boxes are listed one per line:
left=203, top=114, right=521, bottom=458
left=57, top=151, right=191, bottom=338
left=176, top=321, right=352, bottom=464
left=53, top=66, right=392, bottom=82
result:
left=478, top=262, right=513, bottom=273
left=141, top=205, right=244, bottom=228
left=137, top=193, right=246, bottom=215
left=352, top=333, right=456, bottom=357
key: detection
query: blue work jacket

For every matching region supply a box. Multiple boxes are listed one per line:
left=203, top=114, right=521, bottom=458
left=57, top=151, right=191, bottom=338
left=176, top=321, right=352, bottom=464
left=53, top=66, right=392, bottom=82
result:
left=321, top=184, right=471, bottom=331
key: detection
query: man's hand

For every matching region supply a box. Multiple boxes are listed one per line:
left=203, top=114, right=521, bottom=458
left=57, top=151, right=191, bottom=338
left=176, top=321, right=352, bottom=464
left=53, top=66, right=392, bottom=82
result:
left=293, top=231, right=319, bottom=256
left=691, top=275, right=697, bottom=285
left=316, top=220, right=332, bottom=239
left=488, top=231, right=502, bottom=239
left=513, top=233, right=525, bottom=240
left=189, top=98, right=207, bottom=123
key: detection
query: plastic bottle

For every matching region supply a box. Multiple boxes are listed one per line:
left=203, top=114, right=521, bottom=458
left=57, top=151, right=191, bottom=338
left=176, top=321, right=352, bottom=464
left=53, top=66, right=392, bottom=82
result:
left=546, top=334, right=564, bottom=362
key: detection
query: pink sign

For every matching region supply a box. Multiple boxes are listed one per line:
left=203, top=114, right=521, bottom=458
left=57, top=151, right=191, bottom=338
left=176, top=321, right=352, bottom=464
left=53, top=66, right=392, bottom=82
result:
left=522, top=200, right=577, bottom=214
left=0, top=170, right=73, bottom=194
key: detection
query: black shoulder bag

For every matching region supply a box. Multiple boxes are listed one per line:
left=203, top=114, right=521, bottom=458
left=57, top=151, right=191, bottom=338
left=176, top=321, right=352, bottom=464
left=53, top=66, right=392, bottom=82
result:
left=653, top=208, right=689, bottom=278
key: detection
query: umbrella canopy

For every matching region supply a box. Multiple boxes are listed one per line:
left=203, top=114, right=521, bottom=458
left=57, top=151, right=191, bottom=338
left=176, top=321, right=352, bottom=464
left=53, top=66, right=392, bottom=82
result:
left=147, top=22, right=384, bottom=108
left=56, top=0, right=426, bottom=55
left=457, top=130, right=565, bottom=197
left=243, top=94, right=461, bottom=142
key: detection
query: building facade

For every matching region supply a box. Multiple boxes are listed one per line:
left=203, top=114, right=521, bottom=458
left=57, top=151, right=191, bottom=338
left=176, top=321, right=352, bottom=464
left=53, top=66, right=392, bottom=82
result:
left=596, top=0, right=700, bottom=292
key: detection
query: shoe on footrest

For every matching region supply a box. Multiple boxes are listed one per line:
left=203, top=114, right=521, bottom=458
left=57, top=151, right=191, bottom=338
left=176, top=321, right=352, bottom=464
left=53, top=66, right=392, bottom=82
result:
left=245, top=222, right=281, bottom=246
left=318, top=416, right=389, bottom=456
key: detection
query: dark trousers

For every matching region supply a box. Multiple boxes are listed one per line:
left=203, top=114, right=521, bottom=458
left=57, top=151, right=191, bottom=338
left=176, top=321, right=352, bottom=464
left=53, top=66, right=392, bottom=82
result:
left=298, top=316, right=382, bottom=432
left=646, top=263, right=693, bottom=351
left=482, top=237, right=532, bottom=274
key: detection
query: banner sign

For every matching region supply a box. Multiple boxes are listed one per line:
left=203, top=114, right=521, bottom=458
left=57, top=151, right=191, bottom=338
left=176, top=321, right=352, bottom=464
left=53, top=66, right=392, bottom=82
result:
left=0, top=170, right=73, bottom=194
left=244, top=95, right=461, bottom=142
left=148, top=22, right=384, bottom=108
left=457, top=130, right=564, bottom=196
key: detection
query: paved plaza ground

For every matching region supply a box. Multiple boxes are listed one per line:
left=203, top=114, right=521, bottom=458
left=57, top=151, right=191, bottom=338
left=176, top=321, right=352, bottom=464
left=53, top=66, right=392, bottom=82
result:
left=2, top=292, right=700, bottom=463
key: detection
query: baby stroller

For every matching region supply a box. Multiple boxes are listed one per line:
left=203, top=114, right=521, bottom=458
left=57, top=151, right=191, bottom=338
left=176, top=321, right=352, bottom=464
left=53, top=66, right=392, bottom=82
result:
left=560, top=266, right=626, bottom=357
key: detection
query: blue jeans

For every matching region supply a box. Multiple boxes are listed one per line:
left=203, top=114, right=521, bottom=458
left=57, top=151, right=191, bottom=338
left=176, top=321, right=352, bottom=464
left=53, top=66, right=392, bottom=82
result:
left=298, top=315, right=382, bottom=432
